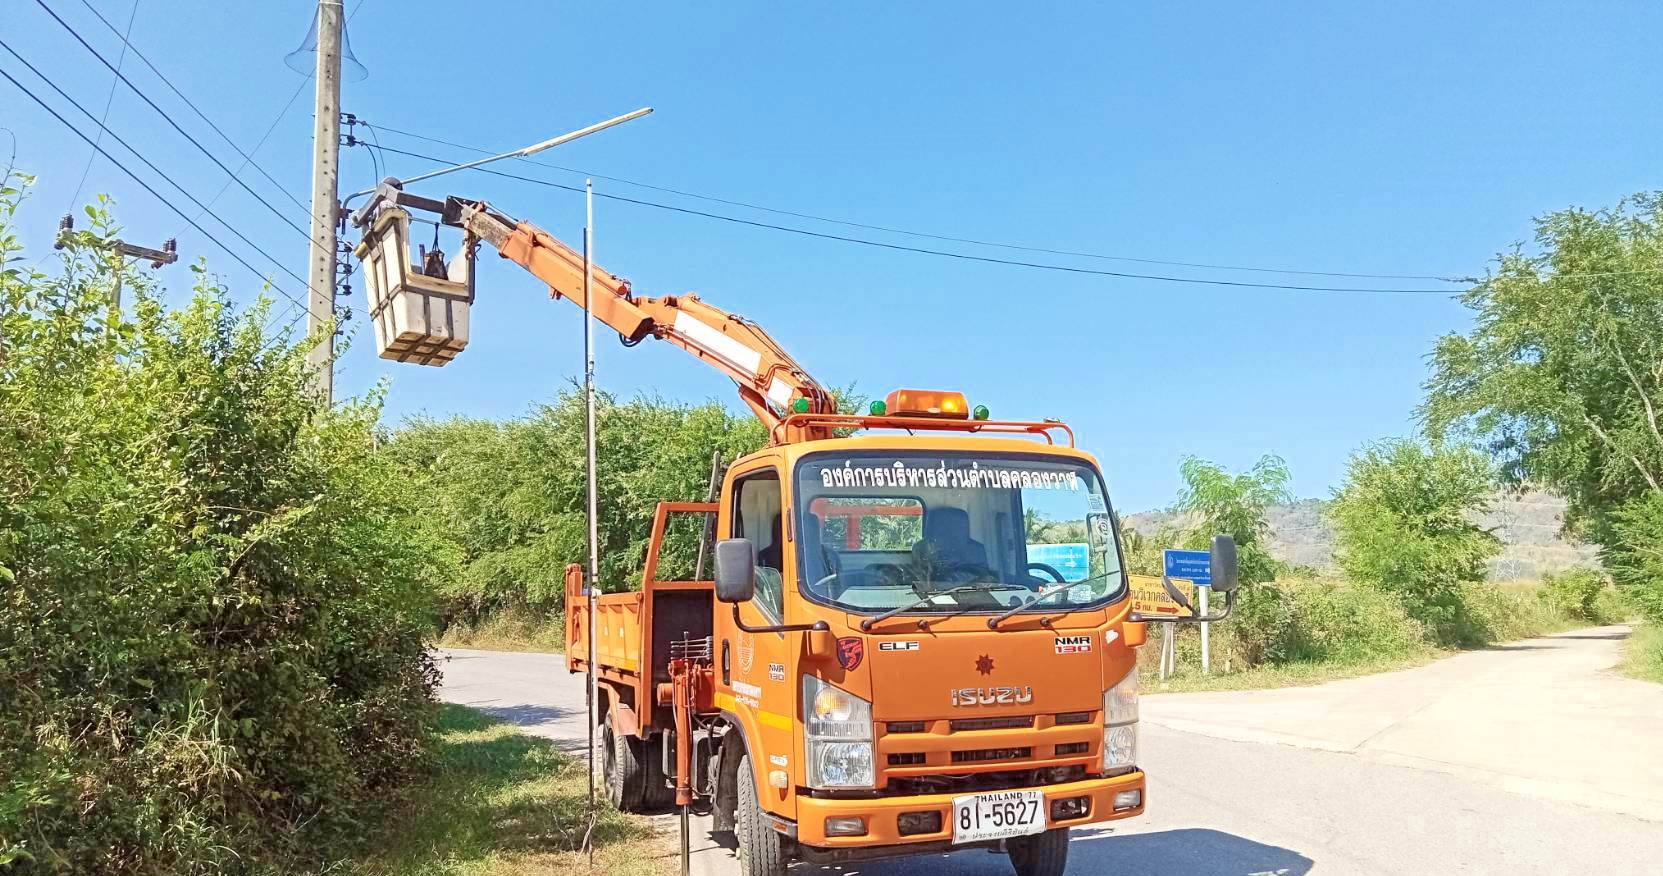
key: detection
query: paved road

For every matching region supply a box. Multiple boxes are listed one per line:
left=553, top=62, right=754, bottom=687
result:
left=438, top=626, right=1663, bottom=875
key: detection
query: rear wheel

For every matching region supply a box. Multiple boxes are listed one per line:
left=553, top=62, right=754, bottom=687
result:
left=1008, top=828, right=1069, bottom=876
left=602, top=719, right=645, bottom=811
left=641, top=734, right=676, bottom=810
left=736, top=752, right=788, bottom=876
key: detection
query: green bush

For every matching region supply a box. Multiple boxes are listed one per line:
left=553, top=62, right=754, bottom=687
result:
left=1, top=183, right=441, bottom=873
left=1220, top=577, right=1427, bottom=668
left=1328, top=440, right=1500, bottom=639
left=1447, top=581, right=1572, bottom=645
left=1539, top=568, right=1624, bottom=624
left=1605, top=491, right=1663, bottom=623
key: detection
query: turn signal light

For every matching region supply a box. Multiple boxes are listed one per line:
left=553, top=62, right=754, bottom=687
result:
left=884, top=389, right=969, bottom=419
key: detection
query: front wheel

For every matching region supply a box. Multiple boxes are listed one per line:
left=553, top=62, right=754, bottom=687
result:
left=1008, top=827, right=1069, bottom=876
left=735, top=752, right=788, bottom=876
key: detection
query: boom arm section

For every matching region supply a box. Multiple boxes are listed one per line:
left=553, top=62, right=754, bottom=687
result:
left=357, top=184, right=836, bottom=443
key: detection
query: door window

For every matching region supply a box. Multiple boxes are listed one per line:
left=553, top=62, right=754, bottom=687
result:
left=731, top=469, right=784, bottom=621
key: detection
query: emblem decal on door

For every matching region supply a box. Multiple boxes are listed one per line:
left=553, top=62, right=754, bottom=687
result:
left=836, top=637, right=864, bottom=670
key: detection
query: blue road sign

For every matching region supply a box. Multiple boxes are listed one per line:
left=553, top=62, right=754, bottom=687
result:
left=1163, top=549, right=1212, bottom=586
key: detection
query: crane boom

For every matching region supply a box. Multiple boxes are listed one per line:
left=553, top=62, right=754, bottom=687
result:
left=355, top=185, right=837, bottom=443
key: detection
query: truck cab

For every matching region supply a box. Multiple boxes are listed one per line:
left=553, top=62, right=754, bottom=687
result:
left=706, top=432, right=1147, bottom=875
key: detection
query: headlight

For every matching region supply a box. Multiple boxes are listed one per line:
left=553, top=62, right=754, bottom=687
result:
left=1103, top=668, right=1138, bottom=770
left=804, top=676, right=874, bottom=788
left=806, top=740, right=875, bottom=788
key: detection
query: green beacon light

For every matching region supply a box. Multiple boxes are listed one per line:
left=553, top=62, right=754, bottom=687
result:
left=791, top=397, right=811, bottom=414
left=973, top=404, right=990, bottom=421
left=869, top=399, right=887, bottom=416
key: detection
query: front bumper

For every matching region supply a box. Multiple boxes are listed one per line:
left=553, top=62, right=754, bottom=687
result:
left=793, top=770, right=1145, bottom=850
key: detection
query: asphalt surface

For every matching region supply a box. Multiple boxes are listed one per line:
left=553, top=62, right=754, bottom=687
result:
left=437, top=626, right=1663, bottom=875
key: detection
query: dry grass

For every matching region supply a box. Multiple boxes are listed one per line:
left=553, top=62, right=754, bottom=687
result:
left=349, top=705, right=667, bottom=876
left=438, top=611, right=567, bottom=654
left=1619, top=623, right=1663, bottom=685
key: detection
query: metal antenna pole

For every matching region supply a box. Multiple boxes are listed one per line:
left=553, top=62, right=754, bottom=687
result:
left=583, top=178, right=601, bottom=861
left=305, top=0, right=344, bottom=404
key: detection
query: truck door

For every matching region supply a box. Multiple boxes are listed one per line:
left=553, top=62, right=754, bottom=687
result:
left=718, top=463, right=797, bottom=818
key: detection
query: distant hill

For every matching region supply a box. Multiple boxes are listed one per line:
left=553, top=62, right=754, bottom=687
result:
left=1122, top=490, right=1599, bottom=580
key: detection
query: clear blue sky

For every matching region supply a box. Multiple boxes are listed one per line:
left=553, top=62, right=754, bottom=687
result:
left=4, top=1, right=1659, bottom=511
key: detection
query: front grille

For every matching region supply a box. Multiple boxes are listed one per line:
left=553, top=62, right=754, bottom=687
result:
left=950, top=715, right=1034, bottom=732
left=951, top=746, right=1032, bottom=764
left=889, top=767, right=1047, bottom=795
left=1055, top=711, right=1093, bottom=725
left=1054, top=742, right=1089, bottom=756
left=887, top=721, right=927, bottom=734
left=887, top=752, right=927, bottom=766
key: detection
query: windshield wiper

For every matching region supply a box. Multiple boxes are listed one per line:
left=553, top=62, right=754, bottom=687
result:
left=987, top=571, right=1122, bottom=629
left=860, top=584, right=1005, bottom=631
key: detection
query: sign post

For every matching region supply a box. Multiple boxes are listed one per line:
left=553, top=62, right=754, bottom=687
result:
left=1163, top=549, right=1213, bottom=674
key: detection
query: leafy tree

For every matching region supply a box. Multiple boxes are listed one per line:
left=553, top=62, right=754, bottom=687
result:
left=1423, top=193, right=1663, bottom=618
left=1173, top=454, right=1292, bottom=585
left=390, top=393, right=769, bottom=622
left=1, top=177, right=440, bottom=873
left=1328, top=439, right=1500, bottom=635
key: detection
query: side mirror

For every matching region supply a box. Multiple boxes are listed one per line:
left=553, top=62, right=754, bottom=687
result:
left=714, top=538, right=757, bottom=604
left=1209, top=534, right=1240, bottom=593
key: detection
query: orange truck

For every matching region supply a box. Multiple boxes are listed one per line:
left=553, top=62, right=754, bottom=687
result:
left=353, top=183, right=1239, bottom=876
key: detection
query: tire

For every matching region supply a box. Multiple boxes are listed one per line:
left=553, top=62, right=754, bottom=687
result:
left=1008, top=827, right=1070, bottom=876
left=642, top=734, right=676, bottom=810
left=603, top=719, right=646, bottom=812
left=735, top=752, right=788, bottom=876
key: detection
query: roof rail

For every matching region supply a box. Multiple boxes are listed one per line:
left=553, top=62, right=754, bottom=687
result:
left=771, top=413, right=1074, bottom=447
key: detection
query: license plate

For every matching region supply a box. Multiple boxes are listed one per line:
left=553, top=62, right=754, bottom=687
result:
left=951, top=790, right=1046, bottom=844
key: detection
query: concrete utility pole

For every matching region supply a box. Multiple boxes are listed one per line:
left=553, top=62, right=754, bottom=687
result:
left=305, top=0, right=344, bottom=404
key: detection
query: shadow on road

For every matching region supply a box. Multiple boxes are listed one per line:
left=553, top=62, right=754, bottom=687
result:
left=1067, top=827, right=1314, bottom=875
left=1550, top=630, right=1630, bottom=641
left=778, top=826, right=1312, bottom=875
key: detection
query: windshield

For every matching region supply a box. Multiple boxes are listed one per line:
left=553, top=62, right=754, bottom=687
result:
left=794, top=452, right=1124, bottom=614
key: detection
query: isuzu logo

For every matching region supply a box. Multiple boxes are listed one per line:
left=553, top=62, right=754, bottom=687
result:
left=951, top=686, right=1034, bottom=707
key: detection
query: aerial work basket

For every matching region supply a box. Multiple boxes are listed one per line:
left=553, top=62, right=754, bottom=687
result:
left=354, top=206, right=475, bottom=366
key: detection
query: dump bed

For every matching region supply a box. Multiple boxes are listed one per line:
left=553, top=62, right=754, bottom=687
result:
left=564, top=502, right=717, bottom=734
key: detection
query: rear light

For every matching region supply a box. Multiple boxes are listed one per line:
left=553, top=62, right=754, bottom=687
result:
left=897, top=811, right=942, bottom=836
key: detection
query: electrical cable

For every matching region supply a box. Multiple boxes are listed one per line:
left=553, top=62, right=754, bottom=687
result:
left=62, top=0, right=137, bottom=215
left=74, top=0, right=310, bottom=213
left=0, top=63, right=309, bottom=312
left=170, top=0, right=373, bottom=241
left=359, top=141, right=1456, bottom=295
left=31, top=0, right=312, bottom=242
left=359, top=120, right=1474, bottom=285
left=0, top=40, right=313, bottom=296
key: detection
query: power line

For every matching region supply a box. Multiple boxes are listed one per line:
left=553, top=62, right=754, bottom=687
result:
left=169, top=0, right=375, bottom=239
left=360, top=141, right=1456, bottom=295
left=0, top=61, right=309, bottom=312
left=0, top=40, right=312, bottom=295
left=62, top=0, right=137, bottom=214
left=74, top=0, right=309, bottom=214
left=359, top=120, right=1473, bottom=285
left=31, top=0, right=311, bottom=243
